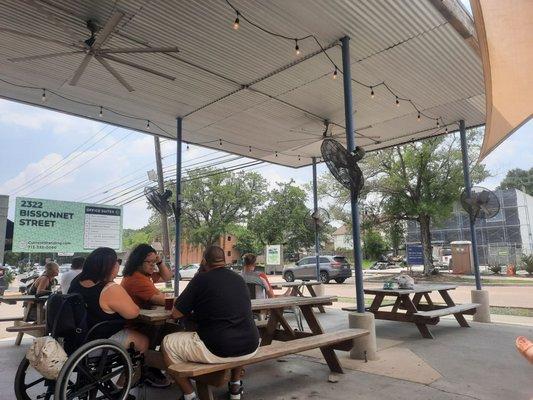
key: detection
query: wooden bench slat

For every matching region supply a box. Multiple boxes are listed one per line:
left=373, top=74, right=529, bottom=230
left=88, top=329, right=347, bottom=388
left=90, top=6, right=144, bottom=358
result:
left=414, top=303, right=480, bottom=318
left=168, top=328, right=368, bottom=378
left=0, top=317, right=24, bottom=322
left=6, top=324, right=46, bottom=333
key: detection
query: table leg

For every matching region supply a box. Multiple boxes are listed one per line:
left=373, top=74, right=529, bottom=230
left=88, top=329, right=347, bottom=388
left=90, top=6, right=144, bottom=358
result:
left=402, top=295, right=434, bottom=339
left=412, top=293, right=423, bottom=307
left=306, top=285, right=326, bottom=313
left=391, top=297, right=402, bottom=313
left=15, top=302, right=31, bottom=346
left=368, top=293, right=385, bottom=312
left=260, top=309, right=281, bottom=346
left=439, top=290, right=470, bottom=327
left=299, top=305, right=343, bottom=373
left=423, top=293, right=434, bottom=308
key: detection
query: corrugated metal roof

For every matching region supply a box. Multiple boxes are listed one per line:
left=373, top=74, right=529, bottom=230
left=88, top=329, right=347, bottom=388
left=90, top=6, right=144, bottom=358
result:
left=0, top=0, right=485, bottom=167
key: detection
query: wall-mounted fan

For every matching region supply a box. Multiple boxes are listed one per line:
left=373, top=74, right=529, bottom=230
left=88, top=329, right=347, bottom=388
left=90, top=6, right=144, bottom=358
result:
left=305, top=208, right=330, bottom=232
left=144, top=187, right=175, bottom=217
left=320, top=138, right=365, bottom=199
left=4, top=9, right=179, bottom=92
left=460, top=186, right=500, bottom=222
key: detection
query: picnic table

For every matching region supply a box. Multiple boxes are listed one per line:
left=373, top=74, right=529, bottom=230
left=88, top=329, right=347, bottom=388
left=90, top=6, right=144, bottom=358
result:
left=270, top=281, right=326, bottom=313
left=349, top=284, right=480, bottom=339
left=0, top=294, right=48, bottom=345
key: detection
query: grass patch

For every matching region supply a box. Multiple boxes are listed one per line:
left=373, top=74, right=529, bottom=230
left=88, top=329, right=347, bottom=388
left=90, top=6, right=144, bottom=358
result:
left=362, top=260, right=375, bottom=270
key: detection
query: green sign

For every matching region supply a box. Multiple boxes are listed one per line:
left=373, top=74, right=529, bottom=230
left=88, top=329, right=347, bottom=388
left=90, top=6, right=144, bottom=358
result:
left=266, top=245, right=281, bottom=265
left=13, top=197, right=122, bottom=253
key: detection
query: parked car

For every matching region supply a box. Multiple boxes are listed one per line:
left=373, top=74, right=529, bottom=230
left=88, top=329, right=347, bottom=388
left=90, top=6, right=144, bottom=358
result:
left=179, top=263, right=201, bottom=280
left=282, top=255, right=352, bottom=284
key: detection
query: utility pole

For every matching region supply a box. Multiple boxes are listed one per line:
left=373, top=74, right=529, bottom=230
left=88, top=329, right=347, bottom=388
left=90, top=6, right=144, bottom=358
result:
left=153, top=136, right=171, bottom=263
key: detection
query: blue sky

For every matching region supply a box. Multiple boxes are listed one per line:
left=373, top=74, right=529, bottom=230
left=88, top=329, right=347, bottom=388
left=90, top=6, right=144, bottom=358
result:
left=0, top=98, right=531, bottom=229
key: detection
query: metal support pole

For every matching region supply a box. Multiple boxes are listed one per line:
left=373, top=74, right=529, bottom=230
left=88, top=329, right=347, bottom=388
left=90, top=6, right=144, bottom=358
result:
left=153, top=136, right=171, bottom=263
left=174, top=117, right=183, bottom=296
left=312, top=157, right=320, bottom=282
left=459, top=120, right=482, bottom=290
left=341, top=36, right=365, bottom=313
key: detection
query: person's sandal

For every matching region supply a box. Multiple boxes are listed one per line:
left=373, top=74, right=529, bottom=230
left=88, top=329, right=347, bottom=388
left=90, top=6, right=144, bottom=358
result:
left=516, top=336, right=533, bottom=363
left=228, top=380, right=244, bottom=400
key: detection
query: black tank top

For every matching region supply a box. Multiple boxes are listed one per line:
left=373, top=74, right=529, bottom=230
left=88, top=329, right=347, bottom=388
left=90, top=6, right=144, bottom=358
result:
left=68, top=278, right=125, bottom=339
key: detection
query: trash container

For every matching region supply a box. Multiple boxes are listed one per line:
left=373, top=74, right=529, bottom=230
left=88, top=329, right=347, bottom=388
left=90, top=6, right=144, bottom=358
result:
left=450, top=241, right=474, bottom=274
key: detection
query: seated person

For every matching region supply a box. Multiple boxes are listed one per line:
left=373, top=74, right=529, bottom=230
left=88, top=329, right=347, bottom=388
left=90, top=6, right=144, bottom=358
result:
left=68, top=247, right=148, bottom=354
left=241, top=253, right=290, bottom=298
left=121, top=244, right=172, bottom=308
left=59, top=256, right=85, bottom=294
left=516, top=336, right=533, bottom=364
left=162, top=246, right=260, bottom=400
left=29, top=262, right=59, bottom=295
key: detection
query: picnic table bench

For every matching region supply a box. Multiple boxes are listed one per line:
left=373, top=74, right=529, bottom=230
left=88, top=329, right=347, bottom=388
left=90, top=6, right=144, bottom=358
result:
left=0, top=294, right=48, bottom=345
left=270, top=281, right=326, bottom=313
left=140, top=296, right=368, bottom=400
left=344, top=284, right=480, bottom=339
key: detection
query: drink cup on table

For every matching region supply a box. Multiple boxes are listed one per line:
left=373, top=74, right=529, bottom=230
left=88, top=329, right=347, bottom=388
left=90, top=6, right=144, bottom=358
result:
left=164, top=291, right=175, bottom=311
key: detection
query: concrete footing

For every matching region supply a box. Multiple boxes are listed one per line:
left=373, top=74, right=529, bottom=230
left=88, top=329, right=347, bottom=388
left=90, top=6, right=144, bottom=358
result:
left=471, top=289, right=491, bottom=323
left=348, top=312, right=377, bottom=360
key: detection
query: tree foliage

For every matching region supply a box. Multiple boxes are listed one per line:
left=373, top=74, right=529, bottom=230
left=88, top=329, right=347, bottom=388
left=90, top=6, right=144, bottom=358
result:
left=178, top=168, right=266, bottom=247
left=362, top=230, right=387, bottom=260
left=249, top=181, right=315, bottom=255
left=497, top=168, right=533, bottom=195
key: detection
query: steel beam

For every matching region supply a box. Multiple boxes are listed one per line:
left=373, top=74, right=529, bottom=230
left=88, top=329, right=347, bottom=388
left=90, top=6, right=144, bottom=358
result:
left=174, top=117, right=183, bottom=296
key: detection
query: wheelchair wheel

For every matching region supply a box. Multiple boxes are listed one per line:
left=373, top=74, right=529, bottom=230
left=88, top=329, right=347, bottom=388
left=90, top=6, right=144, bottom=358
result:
left=15, top=357, right=55, bottom=400
left=54, top=339, right=133, bottom=400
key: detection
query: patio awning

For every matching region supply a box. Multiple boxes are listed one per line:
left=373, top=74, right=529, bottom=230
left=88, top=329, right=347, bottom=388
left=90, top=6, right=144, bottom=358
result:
left=471, top=0, right=533, bottom=160
left=0, top=0, right=485, bottom=167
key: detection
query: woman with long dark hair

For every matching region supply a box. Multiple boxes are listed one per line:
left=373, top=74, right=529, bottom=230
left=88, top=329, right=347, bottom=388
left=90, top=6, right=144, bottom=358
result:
left=121, top=243, right=172, bottom=308
left=69, top=247, right=148, bottom=352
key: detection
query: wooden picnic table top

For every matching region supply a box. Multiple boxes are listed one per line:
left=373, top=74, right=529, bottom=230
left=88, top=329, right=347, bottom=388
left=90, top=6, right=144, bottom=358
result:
left=270, top=281, right=322, bottom=288
left=138, top=295, right=337, bottom=323
left=0, top=294, right=49, bottom=303
left=364, top=284, right=457, bottom=296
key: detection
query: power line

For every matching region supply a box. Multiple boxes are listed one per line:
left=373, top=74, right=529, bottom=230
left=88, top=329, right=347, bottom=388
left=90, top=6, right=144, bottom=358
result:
left=22, top=130, right=133, bottom=196
left=10, top=125, right=116, bottom=195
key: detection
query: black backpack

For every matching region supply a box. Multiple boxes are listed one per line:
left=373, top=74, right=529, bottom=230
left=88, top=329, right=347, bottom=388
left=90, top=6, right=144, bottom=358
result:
left=46, top=293, right=88, bottom=354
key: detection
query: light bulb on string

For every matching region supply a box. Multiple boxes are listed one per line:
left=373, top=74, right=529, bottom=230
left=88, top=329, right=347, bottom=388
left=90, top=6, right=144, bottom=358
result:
left=41, top=89, right=46, bottom=103
left=99, top=106, right=103, bottom=118
left=294, top=40, right=300, bottom=56
left=249, top=146, right=252, bottom=153
left=186, top=143, right=190, bottom=151
left=370, top=87, right=374, bottom=98
left=333, top=67, right=338, bottom=79
left=298, top=154, right=301, bottom=161
left=146, top=120, right=150, bottom=129
left=395, top=97, right=400, bottom=107
left=219, top=138, right=222, bottom=146
left=233, top=12, right=240, bottom=30
left=436, top=120, right=440, bottom=128
left=275, top=151, right=278, bottom=158
left=417, top=111, right=421, bottom=121
left=445, top=126, right=448, bottom=133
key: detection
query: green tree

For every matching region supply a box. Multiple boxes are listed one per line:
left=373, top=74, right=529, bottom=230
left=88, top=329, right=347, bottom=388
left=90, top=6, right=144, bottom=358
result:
left=497, top=168, right=533, bottom=195
left=177, top=168, right=266, bottom=247
left=371, top=129, right=489, bottom=273
left=228, top=224, right=262, bottom=257
left=123, top=229, right=153, bottom=250
left=362, top=229, right=387, bottom=260
left=250, top=181, right=315, bottom=255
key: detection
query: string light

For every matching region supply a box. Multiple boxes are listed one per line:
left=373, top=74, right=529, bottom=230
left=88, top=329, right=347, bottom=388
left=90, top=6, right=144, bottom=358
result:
left=249, top=146, right=252, bottom=152
left=219, top=138, right=223, bottom=146
left=445, top=126, right=448, bottom=133
left=99, top=106, right=103, bottom=118
left=233, top=12, right=240, bottom=30
left=146, top=120, right=150, bottom=129
left=41, top=89, right=46, bottom=103
left=370, top=87, right=374, bottom=98
left=333, top=67, right=338, bottom=79
left=298, top=154, right=301, bottom=161
left=436, top=120, right=440, bottom=128
left=417, top=111, right=421, bottom=121
left=294, top=39, right=300, bottom=56
left=395, top=97, right=400, bottom=107
left=186, top=143, right=190, bottom=150
left=275, top=151, right=278, bottom=157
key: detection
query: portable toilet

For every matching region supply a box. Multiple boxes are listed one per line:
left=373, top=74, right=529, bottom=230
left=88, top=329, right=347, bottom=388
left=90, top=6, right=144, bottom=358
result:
left=450, top=241, right=474, bottom=274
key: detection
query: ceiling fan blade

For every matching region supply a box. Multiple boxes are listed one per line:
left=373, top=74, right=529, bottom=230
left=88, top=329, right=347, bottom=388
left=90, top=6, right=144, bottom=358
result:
left=101, top=54, right=176, bottom=81
left=9, top=50, right=85, bottom=62
left=93, top=11, right=124, bottom=49
left=22, top=0, right=82, bottom=43
left=95, top=56, right=134, bottom=92
left=0, top=27, right=81, bottom=49
left=99, top=46, right=179, bottom=54
left=69, top=53, right=93, bottom=86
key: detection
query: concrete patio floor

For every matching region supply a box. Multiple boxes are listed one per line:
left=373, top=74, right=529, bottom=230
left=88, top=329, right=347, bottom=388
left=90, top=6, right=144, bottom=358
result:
left=0, top=308, right=531, bottom=400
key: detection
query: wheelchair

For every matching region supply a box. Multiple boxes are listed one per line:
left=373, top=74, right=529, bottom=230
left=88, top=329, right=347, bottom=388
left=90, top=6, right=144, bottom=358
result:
left=14, top=294, right=143, bottom=400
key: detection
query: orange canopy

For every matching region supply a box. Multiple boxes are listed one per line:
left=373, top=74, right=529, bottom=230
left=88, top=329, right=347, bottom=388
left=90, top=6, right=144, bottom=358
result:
left=471, top=0, right=533, bottom=160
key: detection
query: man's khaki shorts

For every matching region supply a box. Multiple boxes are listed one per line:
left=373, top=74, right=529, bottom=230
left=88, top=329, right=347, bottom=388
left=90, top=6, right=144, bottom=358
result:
left=162, top=332, right=258, bottom=364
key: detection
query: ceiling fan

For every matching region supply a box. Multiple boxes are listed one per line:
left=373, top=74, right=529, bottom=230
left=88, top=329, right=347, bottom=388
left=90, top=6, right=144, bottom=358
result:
left=4, top=9, right=179, bottom=92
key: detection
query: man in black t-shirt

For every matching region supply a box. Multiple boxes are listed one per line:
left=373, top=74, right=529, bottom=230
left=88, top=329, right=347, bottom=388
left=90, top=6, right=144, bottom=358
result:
left=162, top=246, right=259, bottom=400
